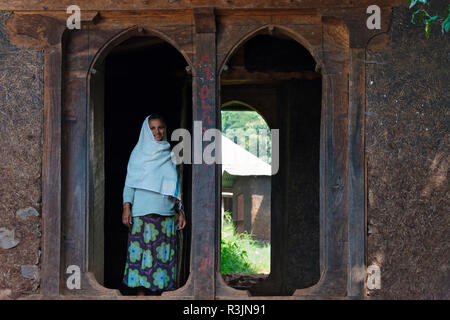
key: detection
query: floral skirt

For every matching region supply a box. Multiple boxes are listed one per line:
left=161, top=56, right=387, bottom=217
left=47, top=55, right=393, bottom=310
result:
left=123, top=213, right=177, bottom=291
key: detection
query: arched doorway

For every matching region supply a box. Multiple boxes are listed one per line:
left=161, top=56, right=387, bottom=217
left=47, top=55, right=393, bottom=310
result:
left=219, top=29, right=322, bottom=295
left=87, top=35, right=192, bottom=295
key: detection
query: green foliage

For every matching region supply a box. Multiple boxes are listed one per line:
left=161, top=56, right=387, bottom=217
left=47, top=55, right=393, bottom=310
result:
left=220, top=211, right=270, bottom=274
left=443, top=6, right=450, bottom=32
left=409, top=0, right=450, bottom=38
left=222, top=110, right=267, bottom=132
left=221, top=110, right=272, bottom=164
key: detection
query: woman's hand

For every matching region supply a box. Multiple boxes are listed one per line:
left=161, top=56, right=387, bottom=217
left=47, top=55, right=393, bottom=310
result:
left=177, top=212, right=186, bottom=230
left=170, top=196, right=186, bottom=230
left=122, top=203, right=133, bottom=230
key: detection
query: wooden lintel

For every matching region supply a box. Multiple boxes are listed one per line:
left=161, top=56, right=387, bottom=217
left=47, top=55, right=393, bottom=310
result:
left=4, top=11, right=97, bottom=49
left=221, top=68, right=321, bottom=85
left=9, top=10, right=100, bottom=22
left=0, top=0, right=405, bottom=11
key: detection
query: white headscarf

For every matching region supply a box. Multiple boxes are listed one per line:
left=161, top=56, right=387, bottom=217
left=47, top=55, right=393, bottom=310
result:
left=124, top=115, right=180, bottom=199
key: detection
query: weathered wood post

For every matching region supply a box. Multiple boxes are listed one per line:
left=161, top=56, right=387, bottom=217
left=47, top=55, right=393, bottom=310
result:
left=42, top=37, right=64, bottom=297
left=192, top=7, right=217, bottom=299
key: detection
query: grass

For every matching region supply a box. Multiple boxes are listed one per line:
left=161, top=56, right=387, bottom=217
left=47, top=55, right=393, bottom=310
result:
left=220, top=211, right=270, bottom=274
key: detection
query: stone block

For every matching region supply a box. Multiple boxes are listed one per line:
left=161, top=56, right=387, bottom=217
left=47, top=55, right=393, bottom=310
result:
left=0, top=228, right=19, bottom=249
left=15, top=207, right=39, bottom=220
left=20, top=265, right=39, bottom=281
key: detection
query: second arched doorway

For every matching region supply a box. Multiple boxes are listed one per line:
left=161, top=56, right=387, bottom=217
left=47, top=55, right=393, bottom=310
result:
left=219, top=29, right=322, bottom=296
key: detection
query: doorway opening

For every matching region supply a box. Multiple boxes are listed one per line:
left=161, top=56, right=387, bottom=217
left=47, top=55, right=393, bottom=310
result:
left=220, top=30, right=322, bottom=295
left=220, top=102, right=272, bottom=287
left=89, top=36, right=192, bottom=295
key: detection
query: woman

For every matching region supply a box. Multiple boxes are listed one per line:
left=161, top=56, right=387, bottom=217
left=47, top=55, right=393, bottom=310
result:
left=122, top=113, right=186, bottom=296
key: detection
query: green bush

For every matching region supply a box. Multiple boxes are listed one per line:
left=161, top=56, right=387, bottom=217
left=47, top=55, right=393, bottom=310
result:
left=220, top=211, right=270, bottom=274
left=409, top=0, right=450, bottom=38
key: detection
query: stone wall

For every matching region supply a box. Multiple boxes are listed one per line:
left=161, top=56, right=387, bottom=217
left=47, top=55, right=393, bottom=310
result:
left=365, top=2, right=449, bottom=299
left=231, top=175, right=271, bottom=241
left=0, top=11, right=43, bottom=299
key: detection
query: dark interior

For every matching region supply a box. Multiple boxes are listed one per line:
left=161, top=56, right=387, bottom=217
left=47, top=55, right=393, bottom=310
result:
left=98, top=31, right=320, bottom=296
left=102, top=37, right=192, bottom=294
left=220, top=32, right=322, bottom=295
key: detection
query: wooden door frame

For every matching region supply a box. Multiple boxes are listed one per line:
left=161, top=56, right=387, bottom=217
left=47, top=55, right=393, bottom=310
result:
left=32, top=6, right=388, bottom=299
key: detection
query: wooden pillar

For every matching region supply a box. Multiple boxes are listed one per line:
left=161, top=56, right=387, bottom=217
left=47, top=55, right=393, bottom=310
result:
left=192, top=7, right=217, bottom=299
left=336, top=7, right=391, bottom=298
left=40, top=12, right=102, bottom=297
left=41, top=41, right=63, bottom=296
left=322, top=71, right=349, bottom=287
left=61, top=28, right=90, bottom=283
left=347, top=47, right=366, bottom=300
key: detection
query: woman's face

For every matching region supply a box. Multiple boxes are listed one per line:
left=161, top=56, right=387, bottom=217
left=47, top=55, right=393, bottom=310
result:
left=148, top=118, right=165, bottom=141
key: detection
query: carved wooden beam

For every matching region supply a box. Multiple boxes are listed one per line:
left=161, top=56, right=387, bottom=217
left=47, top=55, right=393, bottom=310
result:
left=0, top=0, right=405, bottom=11
left=4, top=11, right=99, bottom=49
left=221, top=67, right=321, bottom=85
left=322, top=6, right=393, bottom=48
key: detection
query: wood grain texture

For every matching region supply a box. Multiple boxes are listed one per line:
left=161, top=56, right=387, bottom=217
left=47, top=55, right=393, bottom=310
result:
left=41, top=43, right=63, bottom=297
left=61, top=28, right=90, bottom=294
left=293, top=18, right=351, bottom=298
left=347, top=48, right=366, bottom=298
left=0, top=0, right=405, bottom=11
left=192, top=22, right=216, bottom=301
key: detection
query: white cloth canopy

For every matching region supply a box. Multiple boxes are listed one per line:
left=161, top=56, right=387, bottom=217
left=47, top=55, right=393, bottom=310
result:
left=221, top=135, right=271, bottom=176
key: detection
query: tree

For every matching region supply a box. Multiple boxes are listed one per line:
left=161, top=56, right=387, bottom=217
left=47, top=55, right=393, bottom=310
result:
left=221, top=110, right=272, bottom=164
left=409, top=0, right=450, bottom=38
